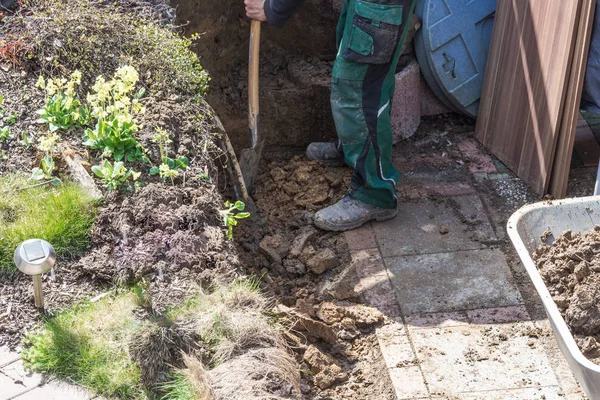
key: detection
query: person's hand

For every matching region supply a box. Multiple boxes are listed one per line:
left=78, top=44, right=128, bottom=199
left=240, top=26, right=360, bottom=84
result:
left=245, top=0, right=267, bottom=21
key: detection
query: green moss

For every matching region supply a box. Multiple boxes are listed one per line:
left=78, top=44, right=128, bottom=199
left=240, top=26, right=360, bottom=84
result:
left=0, top=176, right=96, bottom=271
left=22, top=294, right=145, bottom=399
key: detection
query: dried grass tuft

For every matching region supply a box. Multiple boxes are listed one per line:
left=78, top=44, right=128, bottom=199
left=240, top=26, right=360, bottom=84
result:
left=210, top=347, right=301, bottom=400
left=182, top=354, right=214, bottom=400
left=129, top=319, right=199, bottom=387
left=213, top=310, right=282, bottom=364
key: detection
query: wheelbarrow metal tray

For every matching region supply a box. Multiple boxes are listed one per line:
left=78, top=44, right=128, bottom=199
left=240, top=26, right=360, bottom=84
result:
left=507, top=196, right=600, bottom=399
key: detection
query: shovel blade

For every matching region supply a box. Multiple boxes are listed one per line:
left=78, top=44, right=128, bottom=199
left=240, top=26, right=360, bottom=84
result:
left=239, top=141, right=264, bottom=193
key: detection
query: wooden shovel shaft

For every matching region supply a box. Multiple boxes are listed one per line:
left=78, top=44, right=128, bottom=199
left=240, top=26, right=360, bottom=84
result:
left=248, top=20, right=261, bottom=147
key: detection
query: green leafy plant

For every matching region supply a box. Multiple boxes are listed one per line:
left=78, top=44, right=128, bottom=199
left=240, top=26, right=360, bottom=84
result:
left=149, top=128, right=188, bottom=184
left=35, top=71, right=90, bottom=132
left=218, top=200, right=250, bottom=239
left=0, top=126, right=11, bottom=142
left=30, top=132, right=61, bottom=181
left=30, top=155, right=56, bottom=181
left=83, top=66, right=147, bottom=162
left=18, top=131, right=32, bottom=149
left=92, top=159, right=140, bottom=190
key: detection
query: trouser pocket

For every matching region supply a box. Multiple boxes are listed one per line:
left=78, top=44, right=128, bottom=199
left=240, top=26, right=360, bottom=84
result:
left=343, top=0, right=404, bottom=64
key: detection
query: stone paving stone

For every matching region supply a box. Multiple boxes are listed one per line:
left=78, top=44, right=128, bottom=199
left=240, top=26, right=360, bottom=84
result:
left=411, top=322, right=558, bottom=396
left=388, top=366, right=429, bottom=399
left=457, top=137, right=497, bottom=174
left=14, top=381, right=93, bottom=400
left=406, top=311, right=470, bottom=329
left=344, top=222, right=377, bottom=251
left=448, top=195, right=496, bottom=242
left=351, top=248, right=387, bottom=279
left=386, top=249, right=523, bottom=314
left=378, top=333, right=416, bottom=369
left=1, top=360, right=44, bottom=389
left=373, top=199, right=493, bottom=258
left=0, top=347, right=19, bottom=368
left=0, top=372, right=27, bottom=399
left=466, top=305, right=531, bottom=325
left=431, top=386, right=564, bottom=399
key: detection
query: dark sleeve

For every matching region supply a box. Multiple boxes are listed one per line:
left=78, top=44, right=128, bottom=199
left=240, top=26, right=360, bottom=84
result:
left=264, top=0, right=305, bottom=27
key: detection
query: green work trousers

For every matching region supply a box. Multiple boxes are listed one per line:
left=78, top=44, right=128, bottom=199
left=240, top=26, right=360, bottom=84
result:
left=332, top=0, right=416, bottom=209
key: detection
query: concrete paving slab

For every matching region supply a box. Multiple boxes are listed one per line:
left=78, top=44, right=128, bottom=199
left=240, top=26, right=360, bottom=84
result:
left=344, top=222, right=377, bottom=251
left=431, top=386, right=563, bottom=399
left=373, top=199, right=493, bottom=258
left=1, top=360, right=43, bottom=389
left=379, top=334, right=416, bottom=369
left=406, top=311, right=470, bottom=329
left=0, top=372, right=27, bottom=399
left=386, top=249, right=523, bottom=314
left=0, top=347, right=18, bottom=369
left=388, top=366, right=429, bottom=399
left=466, top=306, right=531, bottom=325
left=412, top=322, right=558, bottom=395
left=13, top=381, right=93, bottom=400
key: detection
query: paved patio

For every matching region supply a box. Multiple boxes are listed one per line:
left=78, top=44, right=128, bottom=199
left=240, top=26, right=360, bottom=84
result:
left=345, top=134, right=595, bottom=399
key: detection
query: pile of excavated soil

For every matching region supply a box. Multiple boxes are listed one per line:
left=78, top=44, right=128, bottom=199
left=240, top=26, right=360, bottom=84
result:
left=533, top=227, right=600, bottom=360
left=232, top=156, right=396, bottom=399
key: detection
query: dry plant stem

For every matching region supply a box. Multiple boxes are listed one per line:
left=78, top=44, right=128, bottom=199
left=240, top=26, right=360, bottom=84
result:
left=205, top=100, right=249, bottom=201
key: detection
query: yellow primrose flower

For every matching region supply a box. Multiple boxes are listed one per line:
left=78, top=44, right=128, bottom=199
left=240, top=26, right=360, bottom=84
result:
left=35, top=75, right=46, bottom=89
left=71, top=70, right=82, bottom=85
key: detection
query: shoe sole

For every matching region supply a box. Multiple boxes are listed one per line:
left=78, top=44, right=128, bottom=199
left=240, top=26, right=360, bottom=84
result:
left=314, top=208, right=398, bottom=232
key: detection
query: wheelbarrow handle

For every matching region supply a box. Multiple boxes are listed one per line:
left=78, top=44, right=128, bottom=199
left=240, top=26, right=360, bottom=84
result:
left=249, top=20, right=261, bottom=148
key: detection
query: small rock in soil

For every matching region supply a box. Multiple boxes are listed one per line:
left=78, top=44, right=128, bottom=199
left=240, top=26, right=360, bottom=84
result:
left=316, top=263, right=362, bottom=301
left=283, top=259, right=306, bottom=275
left=289, top=226, right=317, bottom=258
left=259, top=234, right=291, bottom=258
left=307, top=248, right=339, bottom=274
left=439, top=225, right=449, bottom=234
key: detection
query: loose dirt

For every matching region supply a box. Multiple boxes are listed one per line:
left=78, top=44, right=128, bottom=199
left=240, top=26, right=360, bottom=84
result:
left=533, top=227, right=600, bottom=360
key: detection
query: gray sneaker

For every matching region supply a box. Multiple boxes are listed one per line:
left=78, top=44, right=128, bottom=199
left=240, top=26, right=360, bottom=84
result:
left=306, top=142, right=345, bottom=166
left=314, top=195, right=398, bottom=232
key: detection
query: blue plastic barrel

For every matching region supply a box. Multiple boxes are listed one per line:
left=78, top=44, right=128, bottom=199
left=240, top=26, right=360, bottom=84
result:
left=414, top=0, right=496, bottom=118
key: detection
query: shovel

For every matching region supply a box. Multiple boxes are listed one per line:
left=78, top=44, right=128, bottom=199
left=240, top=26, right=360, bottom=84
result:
left=239, top=19, right=263, bottom=193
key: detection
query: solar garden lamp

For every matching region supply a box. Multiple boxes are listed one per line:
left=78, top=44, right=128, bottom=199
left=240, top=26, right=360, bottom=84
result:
left=14, top=239, right=56, bottom=309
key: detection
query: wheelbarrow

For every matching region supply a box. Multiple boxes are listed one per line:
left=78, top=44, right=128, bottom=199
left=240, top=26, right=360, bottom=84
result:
left=508, top=195, right=600, bottom=399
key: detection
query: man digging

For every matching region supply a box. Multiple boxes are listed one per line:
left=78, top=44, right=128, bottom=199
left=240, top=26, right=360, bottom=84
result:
left=245, top=0, right=416, bottom=232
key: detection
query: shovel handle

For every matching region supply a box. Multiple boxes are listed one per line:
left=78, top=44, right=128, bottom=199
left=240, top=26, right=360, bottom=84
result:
left=249, top=20, right=261, bottom=147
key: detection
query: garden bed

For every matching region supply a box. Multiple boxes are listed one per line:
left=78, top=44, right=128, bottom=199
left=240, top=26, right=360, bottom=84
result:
left=0, top=0, right=398, bottom=399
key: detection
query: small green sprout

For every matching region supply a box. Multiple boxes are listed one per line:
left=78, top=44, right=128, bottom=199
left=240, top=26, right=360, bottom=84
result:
left=149, top=128, right=188, bottom=184
left=0, top=126, right=11, bottom=142
left=30, top=155, right=56, bottom=181
left=219, top=200, right=250, bottom=239
left=91, top=160, right=140, bottom=190
left=19, top=131, right=32, bottom=149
